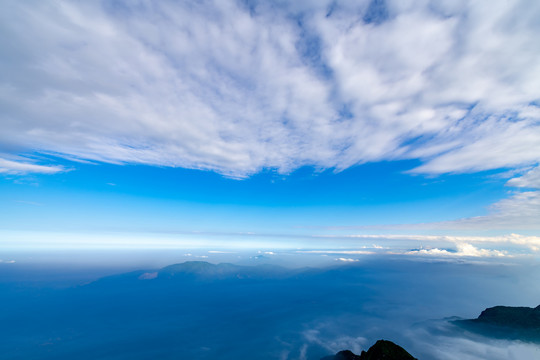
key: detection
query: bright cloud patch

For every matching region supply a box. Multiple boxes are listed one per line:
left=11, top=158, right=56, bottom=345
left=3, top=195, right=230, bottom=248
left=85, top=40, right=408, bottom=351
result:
left=507, top=167, right=540, bottom=189
left=407, top=243, right=506, bottom=258
left=0, top=0, right=539, bottom=177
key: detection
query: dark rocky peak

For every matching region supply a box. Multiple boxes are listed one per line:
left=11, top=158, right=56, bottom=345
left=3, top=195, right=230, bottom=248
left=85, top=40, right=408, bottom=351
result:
left=359, top=340, right=417, bottom=360
left=321, top=350, right=362, bottom=360
left=322, top=340, right=417, bottom=360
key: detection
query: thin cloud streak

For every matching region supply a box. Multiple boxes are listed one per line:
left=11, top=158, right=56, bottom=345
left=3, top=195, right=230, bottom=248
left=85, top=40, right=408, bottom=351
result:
left=0, top=157, right=65, bottom=175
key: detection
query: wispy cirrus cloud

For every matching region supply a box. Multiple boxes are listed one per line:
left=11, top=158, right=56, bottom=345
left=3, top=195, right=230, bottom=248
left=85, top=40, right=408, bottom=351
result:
left=0, top=157, right=65, bottom=175
left=0, top=0, right=538, bottom=177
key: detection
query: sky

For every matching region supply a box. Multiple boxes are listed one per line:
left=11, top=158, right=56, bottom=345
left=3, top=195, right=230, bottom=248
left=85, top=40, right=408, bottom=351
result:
left=1, top=0, right=540, bottom=260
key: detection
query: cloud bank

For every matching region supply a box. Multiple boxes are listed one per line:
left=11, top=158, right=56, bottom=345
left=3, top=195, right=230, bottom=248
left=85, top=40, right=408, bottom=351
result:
left=1, top=0, right=539, bottom=177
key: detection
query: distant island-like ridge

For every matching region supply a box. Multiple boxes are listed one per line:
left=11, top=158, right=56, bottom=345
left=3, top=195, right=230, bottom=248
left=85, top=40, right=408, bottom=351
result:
left=455, top=304, right=540, bottom=343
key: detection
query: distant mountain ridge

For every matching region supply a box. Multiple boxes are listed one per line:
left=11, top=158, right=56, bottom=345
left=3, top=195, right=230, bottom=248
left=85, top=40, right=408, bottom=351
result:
left=85, top=261, right=298, bottom=288
left=158, top=261, right=299, bottom=281
left=474, top=305, right=540, bottom=328
left=454, top=304, right=540, bottom=343
left=160, top=261, right=241, bottom=277
left=321, top=340, right=417, bottom=360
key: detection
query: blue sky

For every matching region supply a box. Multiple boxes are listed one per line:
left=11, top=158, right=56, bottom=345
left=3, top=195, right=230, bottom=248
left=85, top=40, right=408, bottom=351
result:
left=0, top=159, right=509, bottom=232
left=1, top=0, right=539, bottom=258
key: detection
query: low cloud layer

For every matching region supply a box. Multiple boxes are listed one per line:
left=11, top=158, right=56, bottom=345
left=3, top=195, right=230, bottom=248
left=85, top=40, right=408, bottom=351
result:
left=333, top=233, right=540, bottom=253
left=1, top=0, right=539, bottom=177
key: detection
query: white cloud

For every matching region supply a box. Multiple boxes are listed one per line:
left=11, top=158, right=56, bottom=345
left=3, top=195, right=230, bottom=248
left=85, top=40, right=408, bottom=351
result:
left=0, top=1, right=538, bottom=177
left=302, top=328, right=367, bottom=355
left=409, top=115, right=540, bottom=174
left=506, top=166, right=540, bottom=189
left=313, top=1, right=540, bottom=173
left=406, top=243, right=506, bottom=258
left=336, top=257, right=360, bottom=262
left=0, top=157, right=65, bottom=175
